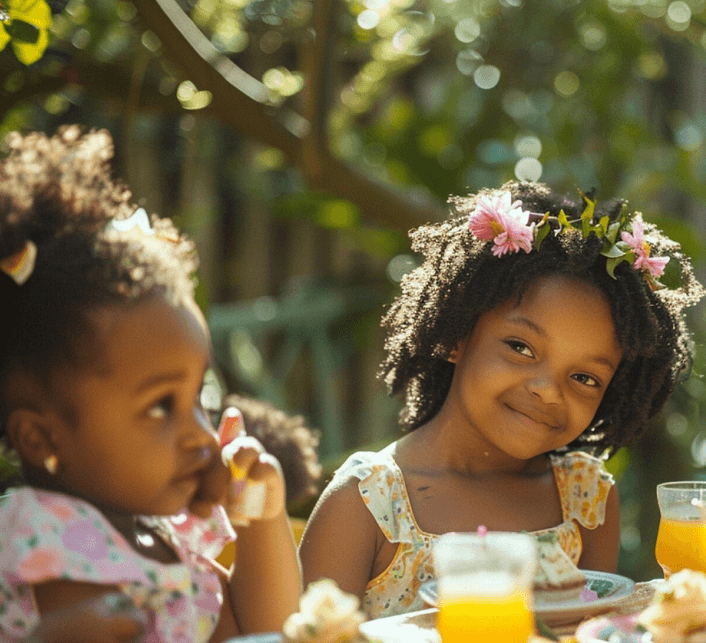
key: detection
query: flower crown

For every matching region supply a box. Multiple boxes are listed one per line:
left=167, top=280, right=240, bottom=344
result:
left=468, top=189, right=670, bottom=289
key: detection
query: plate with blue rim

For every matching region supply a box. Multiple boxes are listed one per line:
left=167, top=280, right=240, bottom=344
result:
left=419, top=570, right=635, bottom=627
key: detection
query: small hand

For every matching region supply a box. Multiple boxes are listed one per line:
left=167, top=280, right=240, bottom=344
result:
left=221, top=435, right=287, bottom=523
left=27, top=592, right=147, bottom=643
left=187, top=432, right=230, bottom=519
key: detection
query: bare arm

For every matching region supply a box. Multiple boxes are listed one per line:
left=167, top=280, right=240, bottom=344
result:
left=214, top=439, right=302, bottom=638
left=298, top=475, right=382, bottom=601
left=577, top=483, right=620, bottom=572
left=228, top=509, right=301, bottom=634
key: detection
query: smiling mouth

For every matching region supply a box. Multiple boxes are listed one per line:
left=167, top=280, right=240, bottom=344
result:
left=507, top=404, right=559, bottom=430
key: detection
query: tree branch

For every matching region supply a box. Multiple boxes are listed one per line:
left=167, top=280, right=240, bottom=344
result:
left=131, top=0, right=445, bottom=229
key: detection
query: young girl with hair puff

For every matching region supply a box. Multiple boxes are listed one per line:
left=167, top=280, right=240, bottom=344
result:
left=300, top=181, right=705, bottom=619
left=0, top=126, right=300, bottom=642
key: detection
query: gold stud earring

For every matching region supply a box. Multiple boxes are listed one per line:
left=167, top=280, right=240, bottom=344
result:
left=44, top=454, right=58, bottom=475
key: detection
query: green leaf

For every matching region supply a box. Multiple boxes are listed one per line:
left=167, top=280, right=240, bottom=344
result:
left=605, top=256, right=627, bottom=279
left=557, top=209, right=573, bottom=230
left=600, top=243, right=627, bottom=259
left=535, top=616, right=559, bottom=641
left=580, top=192, right=596, bottom=238
left=534, top=221, right=551, bottom=250
left=605, top=221, right=622, bottom=244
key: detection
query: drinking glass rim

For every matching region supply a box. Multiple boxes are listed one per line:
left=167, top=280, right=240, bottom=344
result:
left=657, top=481, right=706, bottom=491
left=435, top=531, right=536, bottom=547
left=434, top=531, right=537, bottom=567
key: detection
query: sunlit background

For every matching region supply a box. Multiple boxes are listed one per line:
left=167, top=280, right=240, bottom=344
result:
left=3, top=0, right=706, bottom=580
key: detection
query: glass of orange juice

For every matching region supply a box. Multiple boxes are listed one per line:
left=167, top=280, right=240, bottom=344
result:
left=433, top=532, right=536, bottom=643
left=655, top=481, right=706, bottom=579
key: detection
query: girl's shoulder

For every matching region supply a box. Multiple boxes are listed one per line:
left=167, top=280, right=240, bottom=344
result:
left=0, top=485, right=107, bottom=535
left=333, top=445, right=402, bottom=484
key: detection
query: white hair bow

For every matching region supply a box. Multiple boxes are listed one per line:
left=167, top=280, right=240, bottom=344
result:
left=106, top=208, right=155, bottom=236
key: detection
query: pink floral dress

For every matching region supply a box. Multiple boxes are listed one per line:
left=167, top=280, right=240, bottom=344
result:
left=0, top=487, right=235, bottom=643
left=334, top=449, right=614, bottom=619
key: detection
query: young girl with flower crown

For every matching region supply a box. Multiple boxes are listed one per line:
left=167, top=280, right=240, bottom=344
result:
left=299, top=181, right=705, bottom=620
left=0, top=126, right=301, bottom=643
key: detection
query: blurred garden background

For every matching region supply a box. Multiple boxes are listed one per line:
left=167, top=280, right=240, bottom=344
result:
left=3, top=0, right=706, bottom=581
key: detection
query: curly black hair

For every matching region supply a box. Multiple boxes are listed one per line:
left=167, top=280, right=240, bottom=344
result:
left=222, top=394, right=322, bottom=509
left=0, top=125, right=199, bottom=441
left=380, top=181, right=705, bottom=454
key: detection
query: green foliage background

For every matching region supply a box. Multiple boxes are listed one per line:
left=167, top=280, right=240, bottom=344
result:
left=3, top=0, right=706, bottom=580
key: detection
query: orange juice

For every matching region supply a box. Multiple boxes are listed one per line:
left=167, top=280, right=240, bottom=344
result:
left=655, top=518, right=706, bottom=578
left=437, top=591, right=533, bottom=643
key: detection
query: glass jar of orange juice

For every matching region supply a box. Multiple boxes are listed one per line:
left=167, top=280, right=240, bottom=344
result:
left=433, top=532, right=536, bottom=643
left=655, top=481, right=706, bottom=579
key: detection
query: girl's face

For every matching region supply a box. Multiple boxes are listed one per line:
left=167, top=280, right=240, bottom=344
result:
left=45, top=296, right=217, bottom=516
left=446, top=274, right=623, bottom=461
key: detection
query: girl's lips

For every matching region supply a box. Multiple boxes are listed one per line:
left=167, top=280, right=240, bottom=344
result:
left=506, top=403, right=560, bottom=430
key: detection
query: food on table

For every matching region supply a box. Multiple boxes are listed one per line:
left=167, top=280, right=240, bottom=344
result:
left=283, top=579, right=371, bottom=643
left=533, top=532, right=587, bottom=603
left=637, top=569, right=706, bottom=642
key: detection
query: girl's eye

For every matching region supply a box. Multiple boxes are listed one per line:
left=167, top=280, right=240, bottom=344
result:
left=572, top=373, right=600, bottom=388
left=505, top=339, right=534, bottom=358
left=147, top=396, right=174, bottom=420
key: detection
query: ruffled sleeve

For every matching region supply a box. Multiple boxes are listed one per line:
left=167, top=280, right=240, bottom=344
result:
left=0, top=488, right=233, bottom=643
left=334, top=451, right=417, bottom=545
left=142, top=505, right=234, bottom=566
left=550, top=451, right=614, bottom=529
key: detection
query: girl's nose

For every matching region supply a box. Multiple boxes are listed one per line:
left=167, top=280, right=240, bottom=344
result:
left=180, top=407, right=216, bottom=451
left=526, top=373, right=562, bottom=404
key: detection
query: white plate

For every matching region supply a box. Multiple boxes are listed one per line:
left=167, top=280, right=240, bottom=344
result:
left=418, top=570, right=636, bottom=627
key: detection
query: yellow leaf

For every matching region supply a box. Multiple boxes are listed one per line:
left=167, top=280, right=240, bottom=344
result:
left=0, top=25, right=10, bottom=52
left=12, top=26, right=47, bottom=64
left=7, top=0, right=51, bottom=65
left=9, top=0, right=52, bottom=28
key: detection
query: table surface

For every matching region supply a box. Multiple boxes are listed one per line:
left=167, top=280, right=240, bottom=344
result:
left=358, top=580, right=663, bottom=643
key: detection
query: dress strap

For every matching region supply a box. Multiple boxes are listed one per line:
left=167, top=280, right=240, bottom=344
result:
left=334, top=451, right=419, bottom=544
left=550, top=451, right=614, bottom=529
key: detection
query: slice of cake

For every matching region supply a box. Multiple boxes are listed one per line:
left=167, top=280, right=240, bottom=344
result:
left=533, top=532, right=587, bottom=603
left=637, top=569, right=706, bottom=643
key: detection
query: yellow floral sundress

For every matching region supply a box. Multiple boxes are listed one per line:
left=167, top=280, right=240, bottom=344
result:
left=333, top=449, right=613, bottom=619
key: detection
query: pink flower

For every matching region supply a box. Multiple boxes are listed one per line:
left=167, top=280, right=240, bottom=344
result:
left=17, top=547, right=66, bottom=580
left=468, top=191, right=534, bottom=257
left=621, top=215, right=669, bottom=279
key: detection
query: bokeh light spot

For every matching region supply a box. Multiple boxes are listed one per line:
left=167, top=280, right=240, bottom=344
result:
left=456, top=49, right=483, bottom=75
left=358, top=9, right=380, bottom=30
left=387, top=254, right=417, bottom=282
left=514, top=157, right=543, bottom=181
left=455, top=17, right=480, bottom=43
left=675, top=123, right=702, bottom=151
left=580, top=22, right=606, bottom=51
left=514, top=134, right=542, bottom=158
left=320, top=200, right=358, bottom=228
left=474, top=65, right=501, bottom=89
left=554, top=70, right=580, bottom=96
